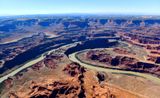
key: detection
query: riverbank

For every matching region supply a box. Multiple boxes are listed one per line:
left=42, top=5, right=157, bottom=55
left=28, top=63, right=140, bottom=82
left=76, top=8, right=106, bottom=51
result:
left=0, top=42, right=79, bottom=83
left=69, top=52, right=160, bottom=84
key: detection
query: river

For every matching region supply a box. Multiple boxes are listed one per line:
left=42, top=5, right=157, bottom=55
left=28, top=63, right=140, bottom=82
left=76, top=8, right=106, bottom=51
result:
left=0, top=37, right=118, bottom=83
left=69, top=52, right=160, bottom=84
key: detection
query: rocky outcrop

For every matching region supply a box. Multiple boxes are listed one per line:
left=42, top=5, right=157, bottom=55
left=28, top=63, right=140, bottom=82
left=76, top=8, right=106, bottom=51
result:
left=29, top=80, right=81, bottom=98
left=31, top=54, right=64, bottom=71
left=87, top=50, right=112, bottom=65
left=32, top=61, right=44, bottom=71
left=4, top=78, right=13, bottom=89
left=5, top=64, right=142, bottom=98
left=7, top=79, right=81, bottom=98
left=97, top=72, right=106, bottom=83
left=6, top=62, right=87, bottom=98
left=147, top=55, right=157, bottom=62
left=63, top=62, right=86, bottom=77
left=44, top=54, right=63, bottom=69
left=113, top=48, right=136, bottom=55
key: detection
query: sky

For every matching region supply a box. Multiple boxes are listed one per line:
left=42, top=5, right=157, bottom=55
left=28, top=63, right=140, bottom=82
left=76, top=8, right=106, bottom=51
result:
left=0, top=0, right=160, bottom=16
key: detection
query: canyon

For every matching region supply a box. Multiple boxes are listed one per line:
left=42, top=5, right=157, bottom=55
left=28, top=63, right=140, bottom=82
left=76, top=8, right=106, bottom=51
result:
left=0, top=15, right=160, bottom=98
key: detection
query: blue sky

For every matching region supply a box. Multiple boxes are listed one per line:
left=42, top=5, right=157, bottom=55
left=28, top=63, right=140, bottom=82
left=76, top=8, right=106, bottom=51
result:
left=0, top=0, right=160, bottom=16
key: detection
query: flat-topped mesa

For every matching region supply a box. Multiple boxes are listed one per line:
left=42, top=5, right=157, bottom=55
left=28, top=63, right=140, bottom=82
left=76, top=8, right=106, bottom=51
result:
left=86, top=50, right=160, bottom=77
left=124, top=33, right=160, bottom=45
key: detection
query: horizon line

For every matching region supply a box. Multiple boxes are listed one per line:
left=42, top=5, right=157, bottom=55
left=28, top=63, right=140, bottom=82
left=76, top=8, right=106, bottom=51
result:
left=0, top=12, right=160, bottom=17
